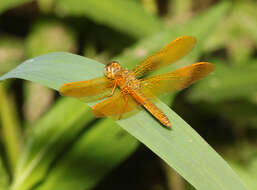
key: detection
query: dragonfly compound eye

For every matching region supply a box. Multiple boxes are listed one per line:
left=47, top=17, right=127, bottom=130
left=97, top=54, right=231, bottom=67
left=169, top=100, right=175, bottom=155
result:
left=104, top=61, right=121, bottom=79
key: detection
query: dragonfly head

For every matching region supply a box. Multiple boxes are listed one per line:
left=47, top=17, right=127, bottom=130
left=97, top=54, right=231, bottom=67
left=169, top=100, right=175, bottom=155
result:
left=104, top=61, right=122, bottom=79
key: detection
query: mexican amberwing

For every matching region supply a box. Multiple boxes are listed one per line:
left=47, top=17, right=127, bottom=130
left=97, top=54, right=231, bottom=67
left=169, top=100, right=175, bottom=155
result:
left=59, top=36, right=214, bottom=128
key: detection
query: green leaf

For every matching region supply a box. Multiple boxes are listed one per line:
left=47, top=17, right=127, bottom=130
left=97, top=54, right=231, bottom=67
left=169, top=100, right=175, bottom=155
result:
left=35, top=119, right=138, bottom=190
left=0, top=84, right=22, bottom=174
left=9, top=97, right=138, bottom=190
left=55, top=0, right=164, bottom=38
left=11, top=97, right=94, bottom=190
left=0, top=52, right=248, bottom=190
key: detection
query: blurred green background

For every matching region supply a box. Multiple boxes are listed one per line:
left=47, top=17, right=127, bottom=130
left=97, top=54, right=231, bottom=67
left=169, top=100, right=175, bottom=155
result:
left=0, top=0, right=256, bottom=190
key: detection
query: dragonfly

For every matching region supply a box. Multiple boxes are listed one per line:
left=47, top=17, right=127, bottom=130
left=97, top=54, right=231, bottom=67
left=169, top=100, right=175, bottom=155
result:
left=59, top=36, right=214, bottom=128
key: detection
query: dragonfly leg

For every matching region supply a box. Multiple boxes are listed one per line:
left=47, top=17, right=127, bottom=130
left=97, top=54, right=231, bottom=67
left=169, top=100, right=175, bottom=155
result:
left=110, top=82, right=117, bottom=96
left=119, top=94, right=128, bottom=120
left=96, top=81, right=117, bottom=100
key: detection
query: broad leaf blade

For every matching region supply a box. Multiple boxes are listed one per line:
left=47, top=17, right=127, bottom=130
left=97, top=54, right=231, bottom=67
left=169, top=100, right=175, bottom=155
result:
left=0, top=52, right=248, bottom=190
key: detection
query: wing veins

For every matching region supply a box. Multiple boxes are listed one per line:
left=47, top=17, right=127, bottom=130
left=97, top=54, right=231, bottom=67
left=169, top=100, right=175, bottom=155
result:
left=141, top=62, right=215, bottom=96
left=133, top=36, right=196, bottom=77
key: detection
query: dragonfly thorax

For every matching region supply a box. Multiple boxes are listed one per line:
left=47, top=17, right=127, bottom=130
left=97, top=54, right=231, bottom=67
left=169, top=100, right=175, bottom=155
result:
left=104, top=61, right=122, bottom=79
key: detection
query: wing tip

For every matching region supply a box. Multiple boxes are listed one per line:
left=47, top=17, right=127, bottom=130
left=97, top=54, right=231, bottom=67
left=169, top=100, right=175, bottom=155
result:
left=59, top=83, right=78, bottom=97
left=178, top=35, right=197, bottom=44
left=59, top=84, right=67, bottom=96
left=194, top=62, right=215, bottom=72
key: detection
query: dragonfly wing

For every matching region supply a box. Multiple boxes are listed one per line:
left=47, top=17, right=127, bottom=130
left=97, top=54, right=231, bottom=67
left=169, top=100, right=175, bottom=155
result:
left=141, top=62, right=214, bottom=96
left=133, top=36, right=196, bottom=77
left=59, top=76, right=113, bottom=102
left=92, top=90, right=139, bottom=118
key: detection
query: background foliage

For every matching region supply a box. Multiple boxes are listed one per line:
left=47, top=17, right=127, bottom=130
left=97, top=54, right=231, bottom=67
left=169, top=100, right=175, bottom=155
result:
left=0, top=0, right=256, bottom=190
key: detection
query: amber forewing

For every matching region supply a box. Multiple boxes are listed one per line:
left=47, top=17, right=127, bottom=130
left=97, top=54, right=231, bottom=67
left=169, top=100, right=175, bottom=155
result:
left=59, top=77, right=113, bottom=102
left=133, top=36, right=196, bottom=77
left=92, top=91, right=139, bottom=118
left=141, top=62, right=214, bottom=97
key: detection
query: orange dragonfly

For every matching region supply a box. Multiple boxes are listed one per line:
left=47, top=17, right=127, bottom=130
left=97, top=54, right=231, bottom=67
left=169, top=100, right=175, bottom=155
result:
left=59, top=36, right=214, bottom=128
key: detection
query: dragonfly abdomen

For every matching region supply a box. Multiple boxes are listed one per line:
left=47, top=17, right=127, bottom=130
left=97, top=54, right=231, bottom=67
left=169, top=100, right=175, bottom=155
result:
left=131, top=91, right=171, bottom=128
